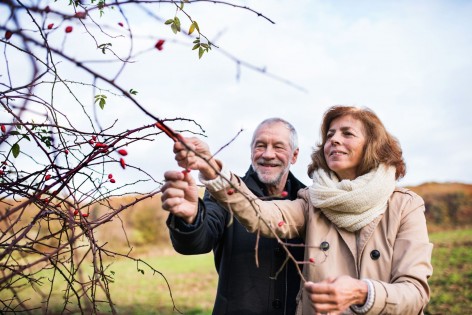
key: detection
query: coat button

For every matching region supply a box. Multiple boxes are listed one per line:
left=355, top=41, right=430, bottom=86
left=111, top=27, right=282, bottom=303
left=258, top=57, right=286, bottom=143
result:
left=272, top=299, right=282, bottom=309
left=370, top=250, right=381, bottom=260
left=320, top=241, right=330, bottom=251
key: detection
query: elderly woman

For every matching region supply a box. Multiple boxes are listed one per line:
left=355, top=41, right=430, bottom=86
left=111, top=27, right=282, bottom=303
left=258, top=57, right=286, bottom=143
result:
left=161, top=106, right=433, bottom=315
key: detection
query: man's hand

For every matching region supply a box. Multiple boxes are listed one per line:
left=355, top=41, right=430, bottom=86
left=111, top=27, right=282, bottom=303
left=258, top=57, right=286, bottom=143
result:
left=304, top=275, right=368, bottom=315
left=161, top=170, right=200, bottom=224
left=173, top=137, right=220, bottom=180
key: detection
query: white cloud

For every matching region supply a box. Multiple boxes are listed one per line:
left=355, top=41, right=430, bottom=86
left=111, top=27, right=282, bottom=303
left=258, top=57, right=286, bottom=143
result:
left=3, top=0, right=471, bottom=192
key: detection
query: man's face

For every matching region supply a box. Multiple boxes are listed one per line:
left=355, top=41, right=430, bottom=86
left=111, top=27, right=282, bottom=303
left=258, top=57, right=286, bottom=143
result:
left=251, top=122, right=299, bottom=188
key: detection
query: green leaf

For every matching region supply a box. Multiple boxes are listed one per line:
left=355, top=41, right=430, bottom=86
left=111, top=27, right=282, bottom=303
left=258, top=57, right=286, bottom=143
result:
left=12, top=143, right=20, bottom=158
left=198, top=47, right=204, bottom=59
left=192, top=43, right=200, bottom=50
left=171, top=23, right=178, bottom=34
left=174, top=17, right=181, bottom=31
left=129, top=88, right=138, bottom=95
left=99, top=98, right=106, bottom=110
left=164, top=19, right=174, bottom=25
left=23, top=135, right=30, bottom=141
left=9, top=131, right=20, bottom=136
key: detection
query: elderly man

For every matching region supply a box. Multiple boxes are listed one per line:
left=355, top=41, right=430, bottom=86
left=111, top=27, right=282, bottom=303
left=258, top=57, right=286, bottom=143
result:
left=161, top=118, right=306, bottom=315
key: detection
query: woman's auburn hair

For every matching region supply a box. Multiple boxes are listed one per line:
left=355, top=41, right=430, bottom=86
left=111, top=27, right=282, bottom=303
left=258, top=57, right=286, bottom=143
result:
left=307, top=105, right=406, bottom=180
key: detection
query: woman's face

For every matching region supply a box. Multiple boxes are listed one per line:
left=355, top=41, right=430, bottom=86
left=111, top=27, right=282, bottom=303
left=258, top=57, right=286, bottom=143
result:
left=323, top=115, right=366, bottom=180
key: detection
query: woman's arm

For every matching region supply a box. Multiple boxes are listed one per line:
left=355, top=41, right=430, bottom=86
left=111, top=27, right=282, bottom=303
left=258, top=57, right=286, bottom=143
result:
left=172, top=136, right=307, bottom=239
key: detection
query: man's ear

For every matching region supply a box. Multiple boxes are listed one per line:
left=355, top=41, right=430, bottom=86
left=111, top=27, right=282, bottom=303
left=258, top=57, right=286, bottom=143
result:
left=291, top=148, right=299, bottom=164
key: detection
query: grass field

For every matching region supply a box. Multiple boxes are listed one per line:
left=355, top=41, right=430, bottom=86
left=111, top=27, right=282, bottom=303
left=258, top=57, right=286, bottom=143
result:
left=1, top=228, right=471, bottom=314
left=425, top=228, right=472, bottom=315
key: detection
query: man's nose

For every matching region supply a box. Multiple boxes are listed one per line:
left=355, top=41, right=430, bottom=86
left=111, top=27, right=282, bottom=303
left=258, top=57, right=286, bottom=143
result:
left=261, top=146, right=276, bottom=158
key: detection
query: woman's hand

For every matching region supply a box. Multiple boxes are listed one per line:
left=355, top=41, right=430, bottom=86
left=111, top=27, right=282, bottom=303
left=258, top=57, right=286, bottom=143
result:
left=304, top=275, right=368, bottom=314
left=161, top=170, right=200, bottom=224
left=173, top=136, right=220, bottom=180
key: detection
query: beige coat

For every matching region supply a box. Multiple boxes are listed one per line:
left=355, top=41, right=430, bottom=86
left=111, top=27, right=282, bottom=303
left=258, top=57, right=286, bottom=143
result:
left=207, top=174, right=433, bottom=315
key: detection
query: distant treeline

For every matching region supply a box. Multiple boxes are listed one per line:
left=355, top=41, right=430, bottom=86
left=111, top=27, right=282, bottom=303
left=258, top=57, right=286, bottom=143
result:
left=2, top=183, right=470, bottom=254
left=408, top=182, right=472, bottom=230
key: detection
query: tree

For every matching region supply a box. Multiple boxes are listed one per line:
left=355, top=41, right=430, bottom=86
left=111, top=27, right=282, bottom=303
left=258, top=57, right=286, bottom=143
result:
left=0, top=1, right=284, bottom=313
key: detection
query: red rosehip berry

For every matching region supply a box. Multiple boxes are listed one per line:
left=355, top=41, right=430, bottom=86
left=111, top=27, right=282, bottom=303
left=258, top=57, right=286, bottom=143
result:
left=44, top=6, right=51, bottom=13
left=280, top=191, right=288, bottom=198
left=81, top=213, right=89, bottom=217
left=309, top=257, right=315, bottom=263
left=110, top=178, right=116, bottom=183
left=75, top=11, right=86, bottom=19
left=64, top=149, right=69, bottom=154
left=1, top=125, right=5, bottom=133
left=117, top=149, right=128, bottom=156
left=47, top=23, right=54, bottom=30
left=155, top=39, right=165, bottom=51
left=45, top=174, right=51, bottom=180
left=108, top=174, right=113, bottom=179
left=227, top=188, right=235, bottom=195
left=74, top=209, right=79, bottom=215
left=5, top=31, right=12, bottom=40
left=95, top=142, right=107, bottom=148
left=0, top=170, right=4, bottom=176
left=65, top=26, right=73, bottom=33
left=278, top=221, right=285, bottom=227
left=120, top=158, right=126, bottom=169
left=118, top=22, right=124, bottom=27
left=92, top=135, right=97, bottom=141
left=182, top=168, right=191, bottom=175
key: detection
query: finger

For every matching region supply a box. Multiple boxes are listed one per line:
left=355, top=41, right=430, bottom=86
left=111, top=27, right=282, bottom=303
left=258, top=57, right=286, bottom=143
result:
left=161, top=194, right=184, bottom=211
left=173, top=138, right=194, bottom=153
left=182, top=170, right=196, bottom=185
left=164, top=170, right=185, bottom=181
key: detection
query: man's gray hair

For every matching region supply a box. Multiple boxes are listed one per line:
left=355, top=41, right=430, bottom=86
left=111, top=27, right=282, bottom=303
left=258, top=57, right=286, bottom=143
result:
left=250, top=118, right=299, bottom=151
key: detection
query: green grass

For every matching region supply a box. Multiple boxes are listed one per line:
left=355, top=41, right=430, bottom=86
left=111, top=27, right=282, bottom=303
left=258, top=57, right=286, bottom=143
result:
left=2, top=229, right=471, bottom=314
left=425, top=228, right=472, bottom=315
left=1, top=252, right=217, bottom=315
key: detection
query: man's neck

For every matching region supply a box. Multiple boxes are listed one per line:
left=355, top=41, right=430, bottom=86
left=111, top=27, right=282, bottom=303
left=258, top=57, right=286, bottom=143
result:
left=265, top=183, right=285, bottom=197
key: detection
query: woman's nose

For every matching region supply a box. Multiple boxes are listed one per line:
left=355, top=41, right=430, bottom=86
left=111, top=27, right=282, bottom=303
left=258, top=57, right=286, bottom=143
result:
left=330, top=133, right=341, bottom=145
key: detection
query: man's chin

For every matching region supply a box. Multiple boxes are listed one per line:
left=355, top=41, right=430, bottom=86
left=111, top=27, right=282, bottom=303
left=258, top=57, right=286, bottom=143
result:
left=256, top=173, right=280, bottom=186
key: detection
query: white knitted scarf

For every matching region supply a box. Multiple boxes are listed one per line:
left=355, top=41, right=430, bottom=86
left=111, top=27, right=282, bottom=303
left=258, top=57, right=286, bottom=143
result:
left=309, top=164, right=396, bottom=232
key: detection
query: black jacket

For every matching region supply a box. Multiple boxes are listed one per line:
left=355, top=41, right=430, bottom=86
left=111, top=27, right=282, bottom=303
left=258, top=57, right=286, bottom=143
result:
left=167, top=167, right=306, bottom=315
